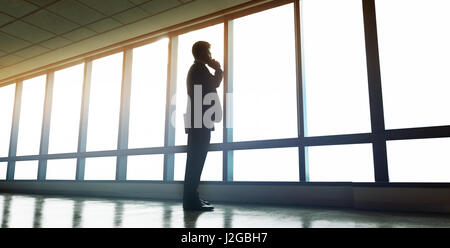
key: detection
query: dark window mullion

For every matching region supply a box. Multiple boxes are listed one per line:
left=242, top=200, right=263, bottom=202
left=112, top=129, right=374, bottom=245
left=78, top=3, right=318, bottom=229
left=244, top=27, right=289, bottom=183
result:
left=163, top=36, right=178, bottom=181
left=37, top=72, right=55, bottom=181
left=223, top=19, right=234, bottom=182
left=76, top=61, right=93, bottom=181
left=6, top=82, right=23, bottom=181
left=116, top=49, right=133, bottom=181
left=295, top=0, right=308, bottom=182
left=362, top=0, right=389, bottom=182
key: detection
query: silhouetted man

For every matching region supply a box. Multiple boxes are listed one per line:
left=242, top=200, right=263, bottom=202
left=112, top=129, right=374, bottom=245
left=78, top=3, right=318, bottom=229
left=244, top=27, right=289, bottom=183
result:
left=183, top=41, right=223, bottom=211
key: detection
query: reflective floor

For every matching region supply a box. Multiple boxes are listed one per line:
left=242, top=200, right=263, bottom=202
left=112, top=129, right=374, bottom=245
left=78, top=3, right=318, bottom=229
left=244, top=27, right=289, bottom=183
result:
left=1, top=193, right=450, bottom=228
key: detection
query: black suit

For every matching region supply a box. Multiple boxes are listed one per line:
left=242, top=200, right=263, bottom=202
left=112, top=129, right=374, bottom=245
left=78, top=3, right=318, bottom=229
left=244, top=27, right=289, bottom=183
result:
left=183, top=60, right=223, bottom=205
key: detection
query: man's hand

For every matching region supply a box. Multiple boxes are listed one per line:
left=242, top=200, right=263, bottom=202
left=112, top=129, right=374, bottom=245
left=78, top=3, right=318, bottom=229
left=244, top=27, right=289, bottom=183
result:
left=207, top=59, right=221, bottom=71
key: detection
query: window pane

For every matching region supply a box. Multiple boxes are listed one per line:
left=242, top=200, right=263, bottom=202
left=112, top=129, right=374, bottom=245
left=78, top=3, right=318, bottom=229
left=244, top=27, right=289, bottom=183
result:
left=48, top=64, right=84, bottom=154
left=0, top=84, right=15, bottom=157
left=307, top=144, right=374, bottom=182
left=234, top=148, right=299, bottom=182
left=46, top=159, right=76, bottom=180
left=8, top=196, right=35, bottom=228
left=302, top=0, right=371, bottom=136
left=387, top=138, right=450, bottom=182
left=174, top=151, right=222, bottom=181
left=175, top=24, right=224, bottom=145
left=0, top=162, right=7, bottom=180
left=86, top=53, right=123, bottom=151
left=127, top=154, right=164, bottom=180
left=376, top=0, right=450, bottom=129
left=84, top=157, right=116, bottom=180
left=16, top=76, right=46, bottom=156
left=233, top=4, right=297, bottom=141
left=128, top=39, right=168, bottom=148
left=14, top=160, right=38, bottom=180
left=41, top=198, right=74, bottom=228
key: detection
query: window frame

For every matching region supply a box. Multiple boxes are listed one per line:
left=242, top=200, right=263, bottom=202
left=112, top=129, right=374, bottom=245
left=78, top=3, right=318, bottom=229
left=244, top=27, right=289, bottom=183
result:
left=0, top=0, right=449, bottom=184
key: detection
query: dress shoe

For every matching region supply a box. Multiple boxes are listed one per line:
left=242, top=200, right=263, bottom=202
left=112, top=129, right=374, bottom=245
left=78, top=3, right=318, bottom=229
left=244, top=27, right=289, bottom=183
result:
left=183, top=201, right=214, bottom=211
left=200, top=198, right=211, bottom=205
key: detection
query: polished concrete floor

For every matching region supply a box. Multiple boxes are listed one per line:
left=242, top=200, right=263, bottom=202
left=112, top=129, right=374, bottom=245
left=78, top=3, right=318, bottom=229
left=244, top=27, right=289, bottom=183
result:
left=1, top=192, right=450, bottom=228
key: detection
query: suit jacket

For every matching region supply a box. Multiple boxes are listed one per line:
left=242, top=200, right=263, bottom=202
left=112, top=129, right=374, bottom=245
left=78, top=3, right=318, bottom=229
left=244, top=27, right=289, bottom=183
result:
left=184, top=60, right=223, bottom=133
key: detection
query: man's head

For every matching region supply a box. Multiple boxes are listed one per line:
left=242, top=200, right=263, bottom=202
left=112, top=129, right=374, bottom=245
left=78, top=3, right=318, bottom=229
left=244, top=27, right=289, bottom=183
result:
left=192, top=41, right=211, bottom=64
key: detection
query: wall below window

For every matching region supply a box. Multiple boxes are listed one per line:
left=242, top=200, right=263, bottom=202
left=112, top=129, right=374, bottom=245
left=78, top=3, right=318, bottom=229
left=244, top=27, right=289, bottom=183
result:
left=0, top=181, right=449, bottom=214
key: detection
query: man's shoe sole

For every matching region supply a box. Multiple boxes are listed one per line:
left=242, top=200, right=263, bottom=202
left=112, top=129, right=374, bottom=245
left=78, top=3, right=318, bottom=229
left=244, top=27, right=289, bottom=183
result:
left=183, top=206, right=214, bottom=211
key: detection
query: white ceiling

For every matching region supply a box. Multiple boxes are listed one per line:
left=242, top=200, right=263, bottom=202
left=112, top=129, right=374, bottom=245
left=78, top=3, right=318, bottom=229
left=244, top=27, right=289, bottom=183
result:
left=0, top=0, right=193, bottom=69
left=0, top=0, right=261, bottom=83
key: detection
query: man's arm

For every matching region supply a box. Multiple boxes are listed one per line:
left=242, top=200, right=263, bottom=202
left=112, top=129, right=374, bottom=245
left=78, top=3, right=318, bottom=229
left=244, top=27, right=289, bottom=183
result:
left=204, top=60, right=223, bottom=90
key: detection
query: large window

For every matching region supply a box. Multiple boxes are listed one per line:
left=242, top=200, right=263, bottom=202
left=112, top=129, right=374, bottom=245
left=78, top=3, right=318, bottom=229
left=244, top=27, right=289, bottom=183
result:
left=84, top=157, right=116, bottom=180
left=46, top=159, right=77, bottom=180
left=48, top=64, right=84, bottom=154
left=14, top=160, right=38, bottom=180
left=16, top=75, right=46, bottom=156
left=307, top=144, right=374, bottom=182
left=387, top=138, right=450, bottom=182
left=0, top=84, right=15, bottom=157
left=174, top=151, right=222, bottom=181
left=86, top=52, right=123, bottom=152
left=233, top=3, right=297, bottom=141
left=127, top=155, right=164, bottom=180
left=301, top=0, right=371, bottom=137
left=376, top=0, right=450, bottom=129
left=175, top=24, right=224, bottom=146
left=128, top=38, right=168, bottom=149
left=234, top=147, right=299, bottom=182
left=1, top=1, right=449, bottom=185
left=0, top=162, right=7, bottom=180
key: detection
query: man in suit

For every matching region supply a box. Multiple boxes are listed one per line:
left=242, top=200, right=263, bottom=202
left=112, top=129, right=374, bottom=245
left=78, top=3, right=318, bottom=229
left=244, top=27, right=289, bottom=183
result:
left=183, top=41, right=223, bottom=211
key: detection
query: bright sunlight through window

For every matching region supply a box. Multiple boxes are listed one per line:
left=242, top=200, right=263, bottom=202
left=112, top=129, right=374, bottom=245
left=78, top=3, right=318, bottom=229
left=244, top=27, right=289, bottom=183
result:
left=233, top=3, right=298, bottom=141
left=16, top=76, right=46, bottom=156
left=301, top=0, right=371, bottom=137
left=376, top=0, right=450, bottom=129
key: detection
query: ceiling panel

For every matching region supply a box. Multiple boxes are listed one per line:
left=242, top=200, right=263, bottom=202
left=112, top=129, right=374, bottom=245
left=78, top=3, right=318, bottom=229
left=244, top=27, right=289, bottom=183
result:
left=112, top=7, right=148, bottom=24
left=25, top=0, right=60, bottom=7
left=140, top=0, right=181, bottom=16
left=87, top=18, right=122, bottom=33
left=23, top=9, right=80, bottom=35
left=1, top=20, right=55, bottom=43
left=0, top=13, right=14, bottom=26
left=0, top=0, right=39, bottom=18
left=77, top=0, right=135, bottom=16
left=0, top=54, right=25, bottom=67
left=14, top=45, right=50, bottom=59
left=0, top=32, right=32, bottom=53
left=62, top=27, right=96, bottom=42
left=40, top=36, right=72, bottom=50
left=128, top=0, right=152, bottom=5
left=47, top=0, right=105, bottom=25
left=0, top=0, right=199, bottom=71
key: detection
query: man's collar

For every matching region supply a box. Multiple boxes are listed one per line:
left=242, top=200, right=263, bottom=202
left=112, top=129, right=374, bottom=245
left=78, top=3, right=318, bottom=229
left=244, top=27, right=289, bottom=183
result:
left=194, top=59, right=206, bottom=65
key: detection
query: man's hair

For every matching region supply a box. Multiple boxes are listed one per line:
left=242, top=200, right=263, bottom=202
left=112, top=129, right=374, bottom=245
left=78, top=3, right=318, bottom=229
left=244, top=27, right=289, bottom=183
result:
left=192, top=41, right=210, bottom=60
